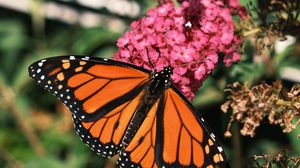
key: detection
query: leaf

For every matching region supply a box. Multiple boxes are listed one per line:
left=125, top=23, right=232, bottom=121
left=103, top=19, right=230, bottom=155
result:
left=229, top=62, right=264, bottom=85
left=288, top=126, right=300, bottom=154
left=273, top=45, right=294, bottom=69
left=0, top=20, right=27, bottom=52
left=192, top=77, right=224, bottom=107
left=0, top=19, right=28, bottom=76
left=70, top=27, right=120, bottom=54
left=239, top=0, right=258, bottom=18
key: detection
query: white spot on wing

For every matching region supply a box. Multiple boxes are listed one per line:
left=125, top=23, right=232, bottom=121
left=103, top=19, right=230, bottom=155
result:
left=210, top=133, right=216, bottom=141
left=82, top=56, right=90, bottom=60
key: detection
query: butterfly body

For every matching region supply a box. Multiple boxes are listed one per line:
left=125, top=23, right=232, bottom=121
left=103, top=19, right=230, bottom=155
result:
left=122, top=66, right=173, bottom=148
left=29, top=56, right=230, bottom=168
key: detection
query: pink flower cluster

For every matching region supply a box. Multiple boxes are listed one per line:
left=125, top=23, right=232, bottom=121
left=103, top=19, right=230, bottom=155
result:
left=114, top=0, right=245, bottom=100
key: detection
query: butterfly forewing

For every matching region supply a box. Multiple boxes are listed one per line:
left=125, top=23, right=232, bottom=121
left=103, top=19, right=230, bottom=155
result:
left=161, top=87, right=227, bottom=167
left=28, top=56, right=150, bottom=157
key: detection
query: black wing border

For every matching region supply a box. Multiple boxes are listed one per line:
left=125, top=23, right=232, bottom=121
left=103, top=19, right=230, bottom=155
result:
left=28, top=55, right=151, bottom=74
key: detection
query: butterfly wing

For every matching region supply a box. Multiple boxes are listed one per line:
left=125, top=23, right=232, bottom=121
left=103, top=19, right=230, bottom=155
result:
left=28, top=55, right=150, bottom=157
left=117, top=98, right=160, bottom=168
left=117, top=86, right=229, bottom=168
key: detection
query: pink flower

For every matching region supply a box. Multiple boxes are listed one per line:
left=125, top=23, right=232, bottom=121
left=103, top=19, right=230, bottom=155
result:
left=202, top=21, right=218, bottom=33
left=171, top=46, right=194, bottom=62
left=207, top=53, right=218, bottom=64
left=174, top=66, right=188, bottom=75
left=195, top=64, right=206, bottom=80
left=154, top=17, right=168, bottom=32
left=188, top=62, right=199, bottom=71
left=205, top=59, right=215, bottom=71
left=166, top=30, right=186, bottom=45
left=141, top=17, right=155, bottom=27
left=228, top=0, right=241, bottom=8
left=223, top=52, right=240, bottom=66
left=119, top=49, right=130, bottom=59
left=220, top=25, right=234, bottom=44
left=226, top=0, right=248, bottom=19
left=140, top=47, right=159, bottom=63
left=180, top=85, right=195, bottom=100
left=171, top=72, right=182, bottom=83
left=114, top=0, right=245, bottom=100
left=156, top=34, right=167, bottom=47
left=116, top=32, right=130, bottom=48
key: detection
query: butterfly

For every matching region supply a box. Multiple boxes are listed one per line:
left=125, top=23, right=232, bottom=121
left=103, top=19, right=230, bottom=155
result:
left=28, top=55, right=230, bottom=168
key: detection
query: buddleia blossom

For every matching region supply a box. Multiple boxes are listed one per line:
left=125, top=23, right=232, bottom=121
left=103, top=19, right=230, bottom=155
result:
left=114, top=0, right=245, bottom=100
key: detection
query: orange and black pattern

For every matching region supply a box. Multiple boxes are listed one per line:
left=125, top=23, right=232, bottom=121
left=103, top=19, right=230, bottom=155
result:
left=29, top=56, right=149, bottom=157
left=117, top=88, right=227, bottom=168
left=29, top=55, right=230, bottom=168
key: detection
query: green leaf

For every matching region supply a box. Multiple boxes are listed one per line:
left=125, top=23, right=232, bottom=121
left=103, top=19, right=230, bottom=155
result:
left=229, top=62, right=264, bottom=84
left=70, top=27, right=120, bottom=54
left=0, top=19, right=28, bottom=76
left=288, top=126, right=300, bottom=154
left=239, top=0, right=258, bottom=18
left=273, top=45, right=294, bottom=69
left=192, top=77, right=224, bottom=107
left=0, top=20, right=27, bottom=52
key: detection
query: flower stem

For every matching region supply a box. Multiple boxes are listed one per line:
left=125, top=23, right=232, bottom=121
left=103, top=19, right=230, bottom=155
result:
left=232, top=123, right=242, bottom=168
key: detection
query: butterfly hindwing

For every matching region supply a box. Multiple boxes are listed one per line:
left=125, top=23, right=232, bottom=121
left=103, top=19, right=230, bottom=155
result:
left=28, top=55, right=150, bottom=157
left=73, top=90, right=145, bottom=157
left=118, top=99, right=160, bottom=168
left=117, top=87, right=228, bottom=168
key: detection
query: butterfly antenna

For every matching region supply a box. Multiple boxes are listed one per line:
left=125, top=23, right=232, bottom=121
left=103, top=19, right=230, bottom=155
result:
left=146, top=48, right=156, bottom=71
left=174, top=60, right=204, bottom=68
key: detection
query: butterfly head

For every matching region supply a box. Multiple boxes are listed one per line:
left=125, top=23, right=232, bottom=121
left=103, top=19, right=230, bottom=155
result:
left=151, top=66, right=173, bottom=87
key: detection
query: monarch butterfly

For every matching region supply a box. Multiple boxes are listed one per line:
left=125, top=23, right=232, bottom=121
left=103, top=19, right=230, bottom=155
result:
left=28, top=55, right=230, bottom=168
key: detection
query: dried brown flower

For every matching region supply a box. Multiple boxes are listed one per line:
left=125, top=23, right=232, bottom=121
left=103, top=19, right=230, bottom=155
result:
left=252, top=150, right=300, bottom=168
left=244, top=0, right=300, bottom=37
left=222, top=81, right=300, bottom=137
left=236, top=0, right=299, bottom=72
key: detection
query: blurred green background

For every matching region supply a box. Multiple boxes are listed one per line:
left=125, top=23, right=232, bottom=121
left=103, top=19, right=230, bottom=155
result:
left=0, top=0, right=299, bottom=168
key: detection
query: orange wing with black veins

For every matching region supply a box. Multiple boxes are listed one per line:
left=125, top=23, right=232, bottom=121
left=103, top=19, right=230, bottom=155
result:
left=28, top=56, right=150, bottom=157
